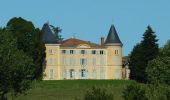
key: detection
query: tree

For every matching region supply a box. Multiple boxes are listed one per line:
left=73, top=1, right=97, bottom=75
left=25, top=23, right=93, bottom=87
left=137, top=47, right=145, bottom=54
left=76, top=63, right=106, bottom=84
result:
left=129, top=26, right=159, bottom=83
left=123, top=83, right=170, bottom=100
left=0, top=29, right=34, bottom=100
left=146, top=57, right=170, bottom=85
left=146, top=39, right=170, bottom=85
left=6, top=17, right=45, bottom=79
left=159, top=40, right=170, bottom=57
left=129, top=43, right=142, bottom=80
left=50, top=25, right=63, bottom=42
left=83, top=87, right=113, bottom=100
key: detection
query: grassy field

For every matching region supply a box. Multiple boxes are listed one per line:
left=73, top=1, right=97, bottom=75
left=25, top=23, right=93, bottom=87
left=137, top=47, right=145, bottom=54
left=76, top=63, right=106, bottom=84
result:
left=12, top=80, right=134, bottom=100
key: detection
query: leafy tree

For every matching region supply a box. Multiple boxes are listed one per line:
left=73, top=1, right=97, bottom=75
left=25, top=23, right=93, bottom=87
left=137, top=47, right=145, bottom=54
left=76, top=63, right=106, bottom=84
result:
left=146, top=57, right=170, bottom=85
left=6, top=17, right=45, bottom=79
left=50, top=25, right=63, bottom=42
left=129, top=26, right=159, bottom=83
left=83, top=87, right=113, bottom=100
left=146, top=40, right=170, bottom=85
left=159, top=40, right=170, bottom=57
left=0, top=29, right=34, bottom=100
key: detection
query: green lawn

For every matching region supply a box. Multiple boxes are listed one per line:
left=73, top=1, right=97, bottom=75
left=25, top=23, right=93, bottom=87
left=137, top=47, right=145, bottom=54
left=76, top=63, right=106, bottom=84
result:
left=13, top=80, right=134, bottom=100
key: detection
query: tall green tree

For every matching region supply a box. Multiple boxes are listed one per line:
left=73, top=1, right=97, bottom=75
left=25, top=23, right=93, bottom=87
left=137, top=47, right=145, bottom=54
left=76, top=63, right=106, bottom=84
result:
left=146, top=57, right=170, bottom=85
left=6, top=17, right=45, bottom=79
left=159, top=40, right=170, bottom=57
left=0, top=29, right=34, bottom=100
left=129, top=26, right=159, bottom=83
left=50, top=25, right=63, bottom=42
left=146, top=40, right=170, bottom=85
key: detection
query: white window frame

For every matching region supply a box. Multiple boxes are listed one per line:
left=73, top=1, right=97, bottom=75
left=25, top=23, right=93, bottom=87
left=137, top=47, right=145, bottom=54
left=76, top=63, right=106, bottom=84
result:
left=92, top=50, right=96, bottom=54
left=62, top=50, right=66, bottom=54
left=48, top=58, right=53, bottom=65
left=81, top=50, right=85, bottom=54
left=49, top=69, right=54, bottom=79
left=80, top=58, right=86, bottom=65
left=49, top=49, right=53, bottom=55
left=70, top=50, right=74, bottom=54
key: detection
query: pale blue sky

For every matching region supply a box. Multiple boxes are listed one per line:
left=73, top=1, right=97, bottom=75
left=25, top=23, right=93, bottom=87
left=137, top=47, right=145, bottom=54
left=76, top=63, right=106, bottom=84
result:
left=0, top=0, right=170, bottom=56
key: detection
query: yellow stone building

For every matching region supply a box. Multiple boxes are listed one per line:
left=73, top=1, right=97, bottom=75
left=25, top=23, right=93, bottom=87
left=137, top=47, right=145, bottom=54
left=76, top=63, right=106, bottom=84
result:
left=42, top=23, right=123, bottom=80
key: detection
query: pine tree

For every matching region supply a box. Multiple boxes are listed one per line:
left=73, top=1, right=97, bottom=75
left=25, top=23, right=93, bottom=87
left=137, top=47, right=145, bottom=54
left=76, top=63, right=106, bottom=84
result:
left=129, top=26, right=159, bottom=83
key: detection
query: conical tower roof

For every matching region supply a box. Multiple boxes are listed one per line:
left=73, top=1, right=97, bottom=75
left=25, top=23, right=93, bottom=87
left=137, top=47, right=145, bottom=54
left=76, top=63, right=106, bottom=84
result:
left=41, top=23, right=57, bottom=44
left=105, top=24, right=122, bottom=46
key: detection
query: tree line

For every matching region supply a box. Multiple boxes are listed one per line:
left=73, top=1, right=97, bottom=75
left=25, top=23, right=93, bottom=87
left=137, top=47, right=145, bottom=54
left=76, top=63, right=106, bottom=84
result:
left=76, top=25, right=170, bottom=100
left=123, top=26, right=170, bottom=100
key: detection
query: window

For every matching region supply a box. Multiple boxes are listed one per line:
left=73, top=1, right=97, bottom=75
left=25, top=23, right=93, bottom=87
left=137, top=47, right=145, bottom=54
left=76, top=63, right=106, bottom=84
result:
left=92, top=50, right=96, bottom=54
left=70, top=50, right=74, bottom=54
left=63, top=58, right=67, bottom=65
left=100, top=50, right=104, bottom=55
left=49, top=69, right=54, bottom=79
left=100, top=57, right=105, bottom=65
left=80, top=58, right=86, bottom=65
left=49, top=49, right=53, bottom=55
left=81, top=50, right=85, bottom=54
left=92, top=58, right=96, bottom=66
left=81, top=69, right=86, bottom=77
left=48, top=58, right=53, bottom=65
left=114, top=56, right=119, bottom=65
left=70, top=69, right=74, bottom=78
left=92, top=69, right=96, bottom=79
left=63, top=69, right=67, bottom=79
left=70, top=58, right=74, bottom=65
left=114, top=68, right=119, bottom=79
left=115, top=50, right=118, bottom=55
left=100, top=68, right=105, bottom=79
left=62, top=50, right=66, bottom=54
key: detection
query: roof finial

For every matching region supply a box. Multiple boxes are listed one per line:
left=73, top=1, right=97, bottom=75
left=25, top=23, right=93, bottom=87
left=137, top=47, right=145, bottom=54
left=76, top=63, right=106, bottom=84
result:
left=46, top=20, right=49, bottom=25
left=112, top=18, right=114, bottom=26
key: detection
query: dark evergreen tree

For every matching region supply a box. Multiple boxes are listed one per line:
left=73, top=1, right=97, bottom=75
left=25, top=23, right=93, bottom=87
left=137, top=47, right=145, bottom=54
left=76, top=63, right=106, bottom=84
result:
left=6, top=17, right=45, bottom=79
left=50, top=25, right=63, bottom=42
left=129, top=43, right=142, bottom=80
left=129, top=26, right=159, bottom=83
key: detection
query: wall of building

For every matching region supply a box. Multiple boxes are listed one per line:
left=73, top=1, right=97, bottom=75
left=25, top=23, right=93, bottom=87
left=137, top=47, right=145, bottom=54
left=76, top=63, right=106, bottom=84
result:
left=60, top=47, right=107, bottom=79
left=43, top=44, right=122, bottom=80
left=43, top=44, right=60, bottom=80
left=105, top=45, right=122, bottom=79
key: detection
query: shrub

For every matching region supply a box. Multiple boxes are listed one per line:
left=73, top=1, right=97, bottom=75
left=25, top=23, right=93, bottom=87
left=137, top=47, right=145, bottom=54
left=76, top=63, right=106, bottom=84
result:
left=122, top=83, right=148, bottom=100
left=83, top=87, right=113, bottom=100
left=123, top=83, right=170, bottom=100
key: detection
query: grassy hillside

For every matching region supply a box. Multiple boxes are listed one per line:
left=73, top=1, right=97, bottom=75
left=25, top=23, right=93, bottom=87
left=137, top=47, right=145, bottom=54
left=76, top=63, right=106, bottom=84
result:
left=12, top=80, right=134, bottom=100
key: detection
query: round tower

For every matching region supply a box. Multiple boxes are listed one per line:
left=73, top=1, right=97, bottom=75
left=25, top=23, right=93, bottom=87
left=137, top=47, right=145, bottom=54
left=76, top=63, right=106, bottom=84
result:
left=105, top=24, right=123, bottom=79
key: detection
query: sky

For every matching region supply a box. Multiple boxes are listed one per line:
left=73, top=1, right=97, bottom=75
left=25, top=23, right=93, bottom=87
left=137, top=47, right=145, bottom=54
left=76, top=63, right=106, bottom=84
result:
left=0, top=0, right=170, bottom=56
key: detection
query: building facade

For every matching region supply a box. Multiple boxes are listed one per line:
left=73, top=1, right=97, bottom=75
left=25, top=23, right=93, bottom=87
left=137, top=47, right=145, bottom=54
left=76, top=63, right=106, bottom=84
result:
left=42, top=23, right=123, bottom=80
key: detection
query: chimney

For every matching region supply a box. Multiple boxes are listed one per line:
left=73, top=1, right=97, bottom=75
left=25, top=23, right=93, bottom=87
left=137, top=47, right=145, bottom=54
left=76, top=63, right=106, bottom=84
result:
left=101, top=37, right=104, bottom=46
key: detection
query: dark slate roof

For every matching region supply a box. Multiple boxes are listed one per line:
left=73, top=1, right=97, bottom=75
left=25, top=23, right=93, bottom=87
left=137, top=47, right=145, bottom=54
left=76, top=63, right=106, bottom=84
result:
left=41, top=23, right=57, bottom=44
left=105, top=24, right=122, bottom=45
